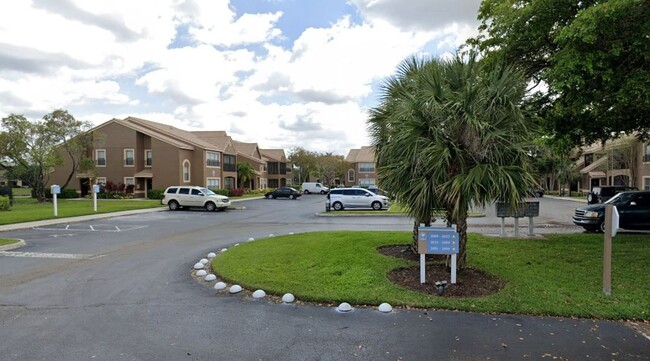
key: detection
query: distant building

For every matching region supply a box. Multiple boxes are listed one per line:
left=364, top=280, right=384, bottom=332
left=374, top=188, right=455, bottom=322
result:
left=344, top=146, right=377, bottom=187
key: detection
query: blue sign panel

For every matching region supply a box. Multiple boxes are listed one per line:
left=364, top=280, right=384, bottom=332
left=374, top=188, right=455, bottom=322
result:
left=418, top=227, right=459, bottom=254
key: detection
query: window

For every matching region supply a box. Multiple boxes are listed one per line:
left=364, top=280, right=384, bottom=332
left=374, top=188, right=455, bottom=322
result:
left=124, top=149, right=134, bottom=166
left=644, top=177, right=650, bottom=191
left=359, top=178, right=375, bottom=186
left=96, top=177, right=106, bottom=186
left=584, top=153, right=593, bottom=167
left=359, top=162, right=375, bottom=173
left=224, top=176, right=236, bottom=189
left=178, top=187, right=190, bottom=195
left=260, top=178, right=267, bottom=189
left=183, top=160, right=191, bottom=182
left=223, top=155, right=236, bottom=172
left=280, top=163, right=287, bottom=175
left=145, top=150, right=152, bottom=167
left=206, top=178, right=220, bottom=189
left=124, top=177, right=135, bottom=186
left=348, top=169, right=355, bottom=182
left=191, top=188, right=202, bottom=196
left=267, top=162, right=279, bottom=174
left=206, top=151, right=221, bottom=167
left=644, top=144, right=650, bottom=163
left=96, top=149, right=106, bottom=167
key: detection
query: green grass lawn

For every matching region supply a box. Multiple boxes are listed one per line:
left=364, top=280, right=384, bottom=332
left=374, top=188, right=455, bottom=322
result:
left=0, top=238, right=20, bottom=247
left=212, top=231, right=649, bottom=320
left=0, top=197, right=164, bottom=225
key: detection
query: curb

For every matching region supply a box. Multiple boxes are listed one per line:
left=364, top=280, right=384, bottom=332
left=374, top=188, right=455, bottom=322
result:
left=0, top=239, right=26, bottom=251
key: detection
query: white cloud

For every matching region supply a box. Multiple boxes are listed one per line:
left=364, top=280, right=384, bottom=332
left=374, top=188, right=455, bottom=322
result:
left=0, top=0, right=482, bottom=154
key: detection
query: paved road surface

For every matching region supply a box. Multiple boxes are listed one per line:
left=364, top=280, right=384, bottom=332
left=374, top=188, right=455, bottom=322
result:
left=0, top=196, right=647, bottom=360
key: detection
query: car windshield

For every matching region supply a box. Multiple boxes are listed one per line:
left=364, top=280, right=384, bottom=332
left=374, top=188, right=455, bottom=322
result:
left=201, top=188, right=216, bottom=196
left=604, top=192, right=634, bottom=205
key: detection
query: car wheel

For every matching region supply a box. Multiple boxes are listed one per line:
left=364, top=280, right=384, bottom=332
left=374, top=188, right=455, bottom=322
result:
left=587, top=193, right=594, bottom=204
left=320, top=190, right=326, bottom=194
left=289, top=194, right=295, bottom=199
left=205, top=201, right=216, bottom=212
left=303, top=190, right=310, bottom=194
left=332, top=202, right=343, bottom=211
left=371, top=201, right=382, bottom=210
left=271, top=194, right=276, bottom=199
left=583, top=226, right=598, bottom=233
left=599, top=221, right=606, bottom=233
left=265, top=194, right=272, bottom=199
left=168, top=200, right=179, bottom=211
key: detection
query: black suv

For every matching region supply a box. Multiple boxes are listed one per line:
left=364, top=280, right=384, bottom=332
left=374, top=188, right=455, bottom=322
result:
left=587, top=186, right=637, bottom=204
left=573, top=190, right=650, bottom=232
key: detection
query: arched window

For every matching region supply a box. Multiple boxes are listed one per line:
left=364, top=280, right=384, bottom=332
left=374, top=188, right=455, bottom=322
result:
left=348, top=169, right=355, bottom=182
left=183, top=160, right=191, bottom=182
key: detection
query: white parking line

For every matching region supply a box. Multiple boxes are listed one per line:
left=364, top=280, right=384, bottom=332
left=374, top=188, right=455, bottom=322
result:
left=34, top=225, right=148, bottom=232
left=0, top=251, right=101, bottom=259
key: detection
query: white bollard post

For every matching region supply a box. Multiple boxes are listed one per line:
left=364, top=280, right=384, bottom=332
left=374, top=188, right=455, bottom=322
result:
left=420, top=254, right=426, bottom=284
left=451, top=254, right=457, bottom=284
left=53, top=193, right=58, bottom=217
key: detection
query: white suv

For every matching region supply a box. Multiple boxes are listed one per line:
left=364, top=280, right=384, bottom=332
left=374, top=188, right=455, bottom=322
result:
left=327, top=187, right=390, bottom=211
left=162, top=186, right=231, bottom=212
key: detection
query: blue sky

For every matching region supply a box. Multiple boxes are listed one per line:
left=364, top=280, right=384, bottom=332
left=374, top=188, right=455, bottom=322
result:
left=0, top=0, right=481, bottom=155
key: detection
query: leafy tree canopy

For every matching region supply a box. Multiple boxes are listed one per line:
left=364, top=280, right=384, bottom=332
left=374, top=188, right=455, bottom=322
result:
left=469, top=0, right=649, bottom=145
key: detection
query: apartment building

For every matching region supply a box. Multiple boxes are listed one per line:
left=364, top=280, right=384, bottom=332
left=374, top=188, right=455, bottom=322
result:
left=344, top=146, right=377, bottom=187
left=576, top=137, right=650, bottom=192
left=48, top=117, right=291, bottom=197
left=260, top=149, right=291, bottom=188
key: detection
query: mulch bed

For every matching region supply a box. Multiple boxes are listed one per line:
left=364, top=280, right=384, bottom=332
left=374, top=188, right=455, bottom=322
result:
left=378, top=245, right=506, bottom=297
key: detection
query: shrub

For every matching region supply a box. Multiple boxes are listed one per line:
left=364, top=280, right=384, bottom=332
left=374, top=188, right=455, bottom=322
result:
left=0, top=195, right=10, bottom=211
left=0, top=186, right=13, bottom=206
left=228, top=188, right=245, bottom=197
left=211, top=188, right=230, bottom=196
left=61, top=188, right=79, bottom=198
left=147, top=189, right=165, bottom=199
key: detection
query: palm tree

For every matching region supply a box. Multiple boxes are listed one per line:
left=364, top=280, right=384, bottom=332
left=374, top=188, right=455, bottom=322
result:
left=368, top=53, right=537, bottom=269
left=237, top=162, right=255, bottom=189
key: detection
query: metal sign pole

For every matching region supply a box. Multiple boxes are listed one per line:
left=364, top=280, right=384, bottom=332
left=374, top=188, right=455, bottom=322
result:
left=420, top=254, right=426, bottom=284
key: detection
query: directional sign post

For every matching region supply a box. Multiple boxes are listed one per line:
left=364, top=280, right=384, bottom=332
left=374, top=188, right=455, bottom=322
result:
left=418, top=226, right=460, bottom=284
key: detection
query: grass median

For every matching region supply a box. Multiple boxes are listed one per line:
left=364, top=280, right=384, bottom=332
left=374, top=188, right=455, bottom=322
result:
left=0, top=197, right=164, bottom=225
left=212, top=231, right=649, bottom=320
left=0, top=238, right=20, bottom=247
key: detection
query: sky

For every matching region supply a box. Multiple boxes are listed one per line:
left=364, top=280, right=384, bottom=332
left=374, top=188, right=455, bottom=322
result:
left=0, top=0, right=481, bottom=155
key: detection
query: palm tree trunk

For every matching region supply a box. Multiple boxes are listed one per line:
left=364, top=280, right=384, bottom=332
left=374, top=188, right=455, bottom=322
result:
left=454, top=211, right=469, bottom=270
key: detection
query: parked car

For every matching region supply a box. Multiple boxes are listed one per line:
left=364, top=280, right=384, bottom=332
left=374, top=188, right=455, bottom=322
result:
left=265, top=187, right=302, bottom=199
left=301, top=182, right=330, bottom=194
left=327, top=187, right=390, bottom=211
left=162, top=186, right=231, bottom=211
left=573, top=190, right=650, bottom=232
left=587, top=185, right=637, bottom=204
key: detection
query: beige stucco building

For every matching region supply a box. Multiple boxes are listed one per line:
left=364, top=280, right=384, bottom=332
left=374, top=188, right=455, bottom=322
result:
left=48, top=117, right=291, bottom=197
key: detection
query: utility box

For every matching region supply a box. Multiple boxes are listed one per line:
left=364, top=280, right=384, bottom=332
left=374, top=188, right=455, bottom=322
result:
left=50, top=185, right=61, bottom=194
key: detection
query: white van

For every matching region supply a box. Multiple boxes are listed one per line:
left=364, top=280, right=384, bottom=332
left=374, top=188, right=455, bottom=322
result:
left=327, top=187, right=390, bottom=211
left=301, top=182, right=330, bottom=194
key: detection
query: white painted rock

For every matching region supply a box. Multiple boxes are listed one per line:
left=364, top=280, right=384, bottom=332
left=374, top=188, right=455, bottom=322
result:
left=199, top=258, right=209, bottom=265
left=214, top=282, right=227, bottom=290
left=229, top=285, right=243, bottom=294
left=207, top=252, right=217, bottom=259
left=252, top=290, right=266, bottom=299
left=234, top=243, right=240, bottom=247
left=195, top=270, right=207, bottom=277
left=268, top=234, right=275, bottom=237
left=248, top=238, right=255, bottom=241
left=220, top=248, right=228, bottom=252
left=337, top=302, right=353, bottom=312
left=289, top=232, right=294, bottom=235
left=378, top=303, right=393, bottom=313
left=204, top=274, right=217, bottom=282
left=193, top=263, right=204, bottom=270
left=281, top=293, right=295, bottom=303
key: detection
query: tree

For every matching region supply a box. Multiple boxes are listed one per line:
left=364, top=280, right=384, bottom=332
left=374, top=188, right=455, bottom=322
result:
left=288, top=147, right=317, bottom=184
left=313, top=153, right=347, bottom=186
left=0, top=114, right=60, bottom=202
left=470, top=0, right=649, bottom=145
left=43, top=110, right=95, bottom=189
left=368, top=54, right=537, bottom=268
left=237, top=162, right=255, bottom=189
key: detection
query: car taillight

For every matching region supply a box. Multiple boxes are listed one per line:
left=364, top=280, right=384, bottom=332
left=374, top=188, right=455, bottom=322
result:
left=162, top=195, right=166, bottom=200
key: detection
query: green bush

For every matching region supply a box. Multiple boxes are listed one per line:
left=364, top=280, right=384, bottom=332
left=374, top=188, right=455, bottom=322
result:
left=210, top=188, right=230, bottom=196
left=61, top=188, right=79, bottom=198
left=0, top=196, right=10, bottom=211
left=147, top=189, right=165, bottom=199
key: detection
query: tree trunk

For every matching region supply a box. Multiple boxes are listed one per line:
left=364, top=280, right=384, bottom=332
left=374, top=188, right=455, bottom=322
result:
left=455, top=211, right=469, bottom=270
